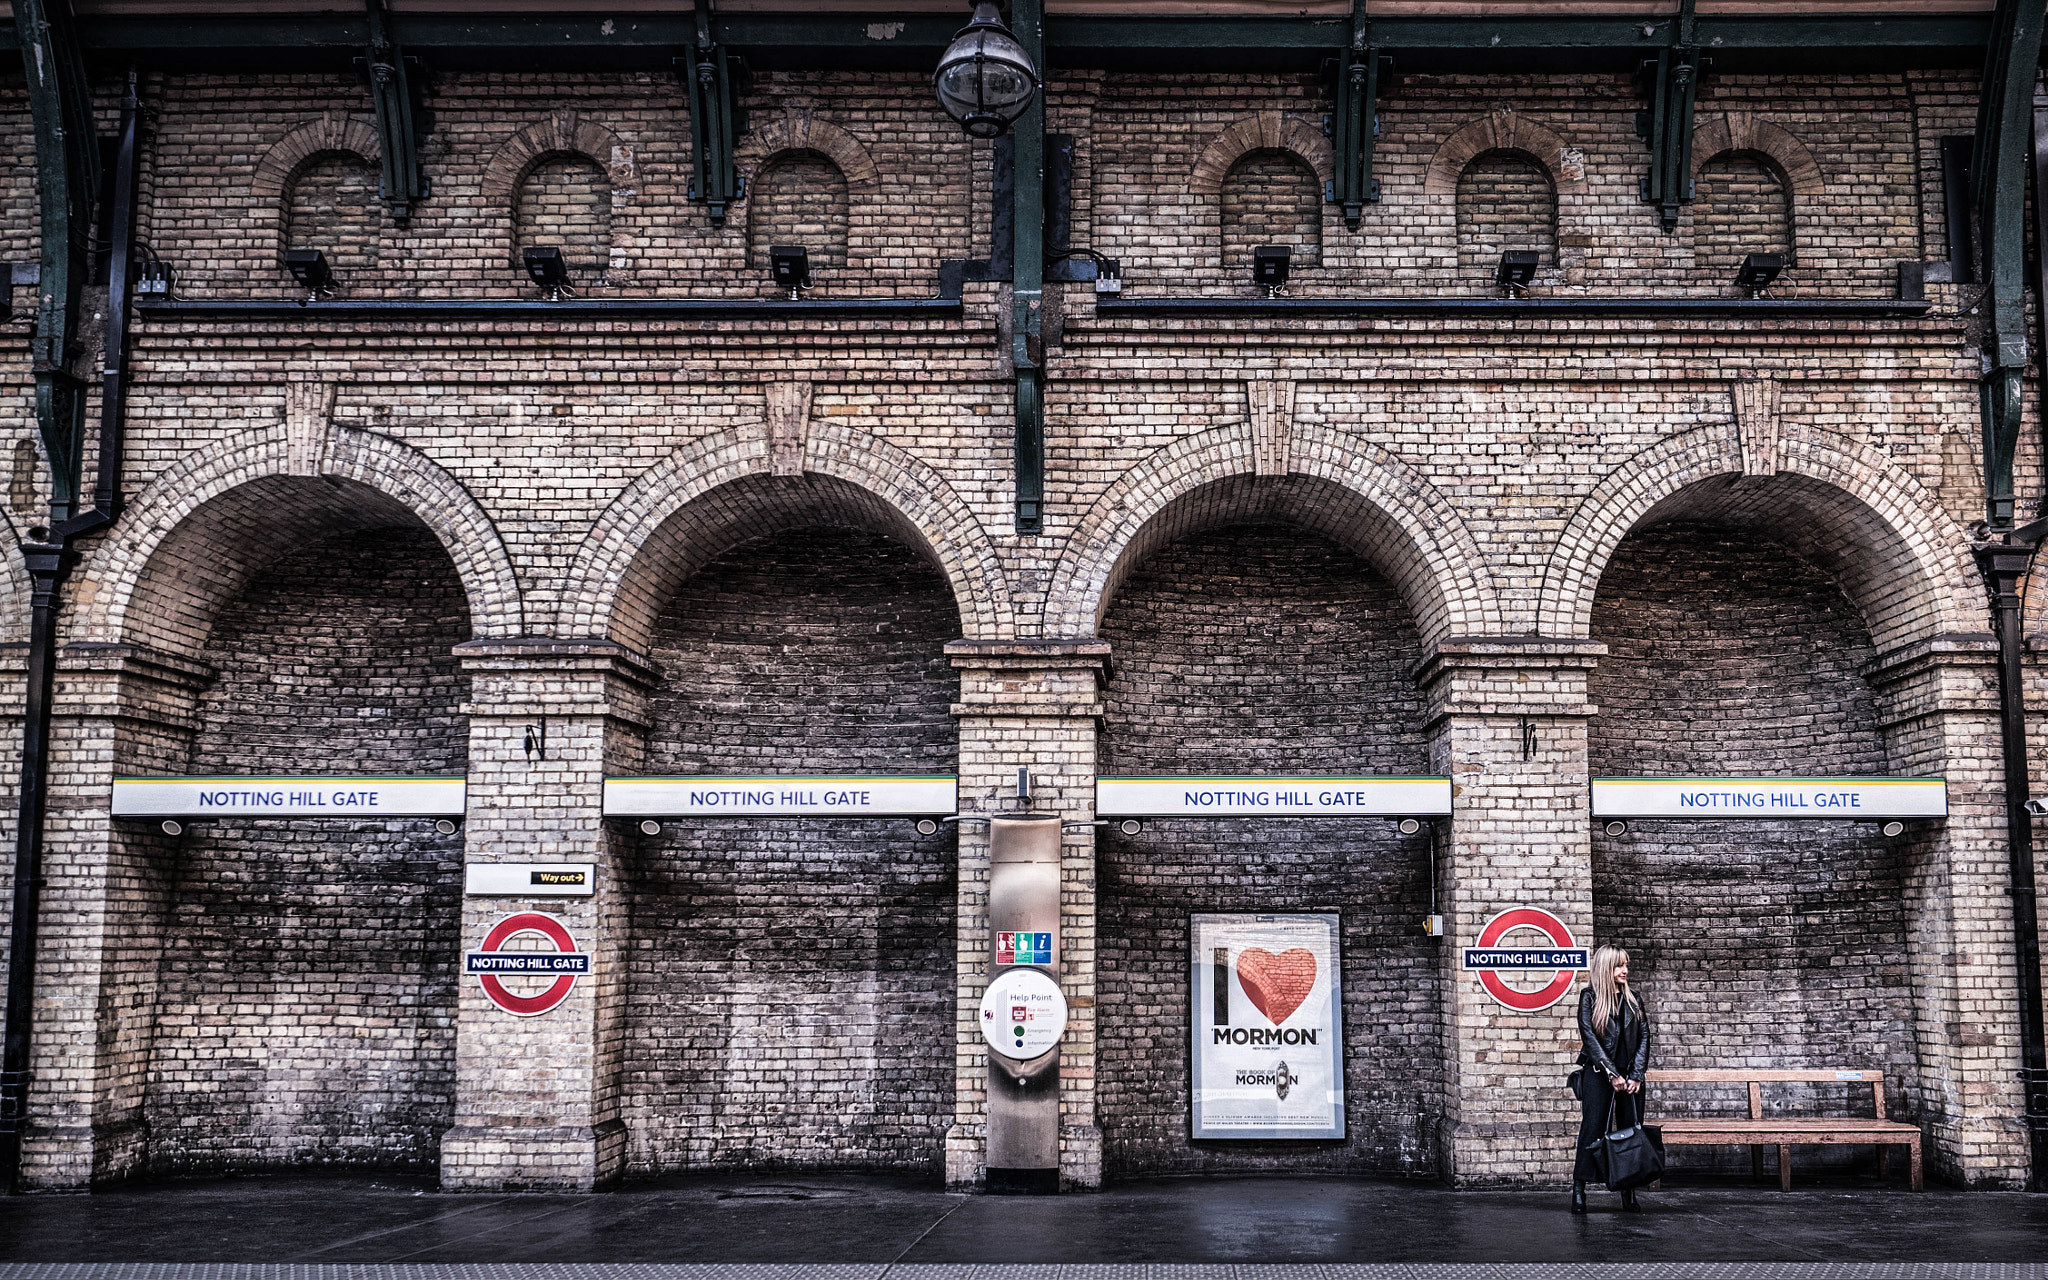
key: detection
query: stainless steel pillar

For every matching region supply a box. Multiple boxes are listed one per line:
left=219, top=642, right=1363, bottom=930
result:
left=985, top=813, right=1061, bottom=1191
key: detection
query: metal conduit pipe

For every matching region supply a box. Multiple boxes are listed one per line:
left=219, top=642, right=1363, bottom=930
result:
left=0, top=69, right=141, bottom=1192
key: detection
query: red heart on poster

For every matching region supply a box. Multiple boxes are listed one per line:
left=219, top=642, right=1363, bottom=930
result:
left=1235, top=947, right=1317, bottom=1025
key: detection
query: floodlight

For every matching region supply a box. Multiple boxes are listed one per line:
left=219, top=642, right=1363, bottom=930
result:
left=770, top=245, right=812, bottom=298
left=1496, top=250, right=1539, bottom=294
left=283, top=249, right=333, bottom=303
left=1118, top=819, right=1143, bottom=836
left=1397, top=818, right=1422, bottom=835
left=522, top=246, right=572, bottom=299
left=639, top=819, right=661, bottom=837
left=1604, top=820, right=1628, bottom=836
left=1252, top=245, right=1290, bottom=296
left=1735, top=252, right=1784, bottom=296
left=1882, top=821, right=1906, bottom=837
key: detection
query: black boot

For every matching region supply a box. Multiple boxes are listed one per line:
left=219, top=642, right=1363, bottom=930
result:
left=1621, top=1188, right=1642, bottom=1212
left=1571, top=1182, right=1587, bottom=1214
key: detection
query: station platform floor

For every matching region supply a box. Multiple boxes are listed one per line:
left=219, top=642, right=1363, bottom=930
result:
left=1, top=1171, right=2045, bottom=1279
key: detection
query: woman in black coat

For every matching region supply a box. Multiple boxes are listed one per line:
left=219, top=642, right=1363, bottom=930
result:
left=1573, top=944, right=1650, bottom=1213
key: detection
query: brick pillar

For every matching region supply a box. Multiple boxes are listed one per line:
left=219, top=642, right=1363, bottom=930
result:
left=1419, top=639, right=1604, bottom=1188
left=439, top=640, right=653, bottom=1191
left=1872, top=636, right=2033, bottom=1186
left=10, top=643, right=210, bottom=1188
left=943, top=640, right=1107, bottom=1191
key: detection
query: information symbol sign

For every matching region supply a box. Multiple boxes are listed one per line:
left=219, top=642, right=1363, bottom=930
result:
left=995, top=931, right=1053, bottom=965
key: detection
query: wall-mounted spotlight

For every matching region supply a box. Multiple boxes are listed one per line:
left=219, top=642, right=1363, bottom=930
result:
left=770, top=245, right=812, bottom=299
left=1396, top=817, right=1423, bottom=836
left=522, top=246, right=573, bottom=300
left=1881, top=821, right=1906, bottom=838
left=1118, top=819, right=1143, bottom=836
left=639, top=819, right=662, bottom=837
left=1735, top=252, right=1784, bottom=297
left=1252, top=245, right=1290, bottom=297
left=282, top=249, right=334, bottom=304
left=915, top=818, right=941, bottom=836
left=434, top=818, right=460, bottom=836
left=0, top=262, right=39, bottom=321
left=1495, top=250, right=1538, bottom=296
left=932, top=1, right=1040, bottom=139
left=160, top=819, right=183, bottom=837
left=1603, top=820, right=1628, bottom=836
left=2026, top=798, right=2048, bottom=816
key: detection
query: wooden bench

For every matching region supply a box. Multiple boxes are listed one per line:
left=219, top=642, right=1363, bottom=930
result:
left=1644, top=1068, right=1923, bottom=1191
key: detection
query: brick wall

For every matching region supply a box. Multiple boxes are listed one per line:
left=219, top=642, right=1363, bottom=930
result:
left=745, top=149, right=850, bottom=275
left=514, top=153, right=613, bottom=275
left=1694, top=150, right=1792, bottom=279
left=1456, top=149, right=1557, bottom=279
left=284, top=152, right=381, bottom=272
left=1587, top=522, right=1913, bottom=1174
left=622, top=528, right=958, bottom=1174
left=145, top=526, right=470, bottom=1175
left=1096, top=525, right=1441, bottom=1177
left=1221, top=148, right=1323, bottom=272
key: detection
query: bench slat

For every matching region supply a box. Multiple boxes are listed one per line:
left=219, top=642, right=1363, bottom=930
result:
left=1657, top=1118, right=1920, bottom=1135
left=1647, top=1069, right=1883, bottom=1083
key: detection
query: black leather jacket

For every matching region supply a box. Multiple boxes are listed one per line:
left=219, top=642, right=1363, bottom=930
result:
left=1576, top=987, right=1649, bottom=1084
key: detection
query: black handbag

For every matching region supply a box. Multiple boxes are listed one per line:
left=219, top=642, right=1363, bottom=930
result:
left=1600, top=1088, right=1666, bottom=1191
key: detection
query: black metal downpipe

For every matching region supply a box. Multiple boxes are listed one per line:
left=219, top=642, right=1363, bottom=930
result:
left=0, top=70, right=141, bottom=1192
left=1977, top=541, right=2048, bottom=1187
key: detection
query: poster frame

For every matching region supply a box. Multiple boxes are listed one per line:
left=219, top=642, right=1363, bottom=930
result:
left=1187, top=909, right=1346, bottom=1142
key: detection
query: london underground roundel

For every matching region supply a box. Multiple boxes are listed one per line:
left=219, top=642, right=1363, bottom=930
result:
left=464, top=911, right=591, bottom=1017
left=1459, top=907, right=1588, bottom=1012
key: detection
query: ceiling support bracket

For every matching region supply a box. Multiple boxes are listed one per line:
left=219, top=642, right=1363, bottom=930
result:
left=361, top=0, right=430, bottom=223
left=1636, top=0, right=1698, bottom=234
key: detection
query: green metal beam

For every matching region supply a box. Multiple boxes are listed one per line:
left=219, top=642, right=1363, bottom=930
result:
left=1012, top=0, right=1045, bottom=537
left=1973, top=0, right=2046, bottom=530
left=362, top=0, right=430, bottom=223
left=1326, top=4, right=1379, bottom=232
left=15, top=0, right=100, bottom=524
left=1636, top=0, right=1699, bottom=234
left=683, top=0, right=745, bottom=228
left=0, top=13, right=1992, bottom=75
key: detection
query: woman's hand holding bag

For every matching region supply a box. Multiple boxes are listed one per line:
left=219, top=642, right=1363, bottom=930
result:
left=1600, top=1086, right=1666, bottom=1191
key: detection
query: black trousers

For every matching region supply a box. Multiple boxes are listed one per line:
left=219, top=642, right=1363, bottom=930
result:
left=1573, top=1071, right=1644, bottom=1185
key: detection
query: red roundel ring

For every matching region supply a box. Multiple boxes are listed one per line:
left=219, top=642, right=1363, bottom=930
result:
left=474, top=911, right=581, bottom=1017
left=1473, top=907, right=1578, bottom=1012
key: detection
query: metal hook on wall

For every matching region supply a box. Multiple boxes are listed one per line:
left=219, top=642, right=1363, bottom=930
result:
left=523, top=715, right=547, bottom=762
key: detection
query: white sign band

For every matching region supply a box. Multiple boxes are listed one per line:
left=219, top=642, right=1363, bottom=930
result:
left=1098, top=776, right=1451, bottom=818
left=112, top=776, right=466, bottom=817
left=603, top=776, right=957, bottom=817
left=465, top=863, right=596, bottom=897
left=1591, top=777, right=1947, bottom=819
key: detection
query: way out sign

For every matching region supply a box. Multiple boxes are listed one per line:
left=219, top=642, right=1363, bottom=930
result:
left=465, top=912, right=590, bottom=1017
left=1461, top=908, right=1587, bottom=1012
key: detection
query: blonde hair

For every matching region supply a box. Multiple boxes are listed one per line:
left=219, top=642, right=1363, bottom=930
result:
left=1588, top=944, right=1639, bottom=1035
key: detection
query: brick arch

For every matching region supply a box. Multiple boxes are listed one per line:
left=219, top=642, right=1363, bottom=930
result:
left=1691, top=113, right=1824, bottom=208
left=735, top=112, right=881, bottom=192
left=1538, top=424, right=1976, bottom=656
left=560, top=422, right=1010, bottom=652
left=249, top=112, right=382, bottom=264
left=1189, top=111, right=1334, bottom=198
left=0, top=501, right=27, bottom=645
left=481, top=111, right=637, bottom=268
left=481, top=110, right=635, bottom=204
left=71, top=424, right=524, bottom=657
left=1044, top=420, right=1500, bottom=645
left=1423, top=107, right=1588, bottom=199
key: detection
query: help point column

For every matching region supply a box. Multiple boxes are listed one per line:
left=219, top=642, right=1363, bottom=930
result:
left=945, top=639, right=1108, bottom=1190
left=440, top=639, right=654, bottom=1191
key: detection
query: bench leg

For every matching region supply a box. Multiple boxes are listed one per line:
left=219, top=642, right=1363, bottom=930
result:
left=1778, top=1144, right=1792, bottom=1192
left=1910, top=1138, right=1922, bottom=1191
left=1752, top=1144, right=1764, bottom=1182
left=1879, top=1146, right=1890, bottom=1181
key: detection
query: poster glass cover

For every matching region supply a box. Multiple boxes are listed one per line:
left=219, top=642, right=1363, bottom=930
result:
left=1189, top=912, right=1345, bottom=1139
